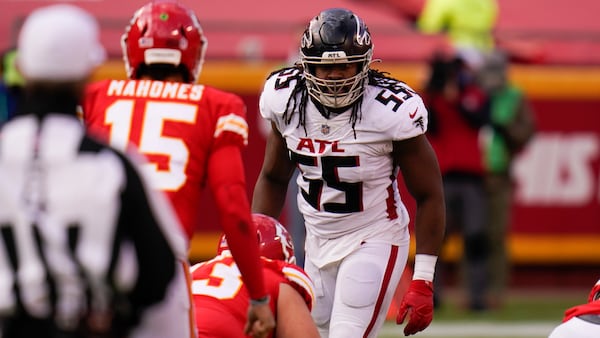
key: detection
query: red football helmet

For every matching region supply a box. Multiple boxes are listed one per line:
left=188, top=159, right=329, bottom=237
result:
left=121, top=1, right=207, bottom=83
left=218, top=214, right=296, bottom=264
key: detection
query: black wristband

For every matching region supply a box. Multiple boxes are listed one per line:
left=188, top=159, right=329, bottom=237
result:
left=250, top=295, right=270, bottom=306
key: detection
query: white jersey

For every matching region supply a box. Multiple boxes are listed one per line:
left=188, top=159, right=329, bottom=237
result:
left=260, top=68, right=428, bottom=243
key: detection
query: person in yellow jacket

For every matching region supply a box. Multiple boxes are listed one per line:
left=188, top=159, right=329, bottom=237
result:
left=417, top=0, right=498, bottom=66
left=0, top=49, right=25, bottom=123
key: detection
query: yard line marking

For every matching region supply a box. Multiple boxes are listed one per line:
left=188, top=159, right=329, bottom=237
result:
left=382, top=321, right=557, bottom=337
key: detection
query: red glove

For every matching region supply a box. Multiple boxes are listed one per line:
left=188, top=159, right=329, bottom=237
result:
left=396, top=279, right=434, bottom=336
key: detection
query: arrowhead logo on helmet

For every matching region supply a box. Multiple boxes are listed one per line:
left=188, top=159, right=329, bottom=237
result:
left=217, top=213, right=296, bottom=264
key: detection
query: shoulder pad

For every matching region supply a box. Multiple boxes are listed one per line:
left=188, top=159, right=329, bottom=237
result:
left=260, top=67, right=302, bottom=119
left=364, top=79, right=429, bottom=139
left=281, top=264, right=315, bottom=310
left=262, top=259, right=315, bottom=309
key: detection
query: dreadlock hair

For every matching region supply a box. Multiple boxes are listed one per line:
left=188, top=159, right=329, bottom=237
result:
left=265, top=64, right=309, bottom=135
left=268, top=65, right=397, bottom=139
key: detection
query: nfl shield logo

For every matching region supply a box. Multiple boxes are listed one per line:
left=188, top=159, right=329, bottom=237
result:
left=321, top=124, right=330, bottom=135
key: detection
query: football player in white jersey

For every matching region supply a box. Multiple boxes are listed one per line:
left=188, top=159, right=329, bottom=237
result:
left=252, top=7, right=446, bottom=338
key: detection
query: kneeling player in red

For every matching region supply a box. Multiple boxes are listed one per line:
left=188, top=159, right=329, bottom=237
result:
left=548, top=278, right=600, bottom=338
left=191, top=214, right=320, bottom=338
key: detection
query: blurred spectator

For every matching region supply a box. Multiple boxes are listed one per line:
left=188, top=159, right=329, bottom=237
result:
left=417, top=0, right=498, bottom=67
left=424, top=52, right=490, bottom=311
left=0, top=53, right=7, bottom=124
left=477, top=50, right=536, bottom=309
left=349, top=0, right=426, bottom=24
left=548, top=278, right=600, bottom=338
left=1, top=48, right=25, bottom=123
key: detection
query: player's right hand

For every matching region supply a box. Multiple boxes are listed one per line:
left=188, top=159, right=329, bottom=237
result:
left=396, top=279, right=434, bottom=336
left=245, top=302, right=276, bottom=338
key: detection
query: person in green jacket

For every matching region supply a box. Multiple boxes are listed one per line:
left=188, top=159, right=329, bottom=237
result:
left=477, top=50, right=536, bottom=309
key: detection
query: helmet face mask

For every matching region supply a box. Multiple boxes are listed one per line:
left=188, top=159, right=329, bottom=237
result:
left=121, top=1, right=207, bottom=83
left=300, top=8, right=373, bottom=109
left=217, top=214, right=296, bottom=264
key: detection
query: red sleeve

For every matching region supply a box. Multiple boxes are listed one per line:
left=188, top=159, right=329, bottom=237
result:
left=210, top=89, right=249, bottom=150
left=207, top=144, right=267, bottom=299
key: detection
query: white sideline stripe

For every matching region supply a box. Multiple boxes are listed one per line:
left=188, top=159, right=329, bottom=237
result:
left=381, top=321, right=557, bottom=337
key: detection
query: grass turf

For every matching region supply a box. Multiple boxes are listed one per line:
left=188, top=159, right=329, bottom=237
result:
left=378, top=288, right=585, bottom=338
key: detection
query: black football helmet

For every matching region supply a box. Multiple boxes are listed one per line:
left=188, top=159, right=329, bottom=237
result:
left=300, top=8, right=373, bottom=109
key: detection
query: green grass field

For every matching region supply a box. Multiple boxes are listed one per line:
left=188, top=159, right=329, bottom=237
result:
left=377, top=288, right=584, bottom=338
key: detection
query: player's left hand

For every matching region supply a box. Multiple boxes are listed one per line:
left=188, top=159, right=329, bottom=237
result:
left=396, top=279, right=434, bottom=336
left=245, top=302, right=276, bottom=338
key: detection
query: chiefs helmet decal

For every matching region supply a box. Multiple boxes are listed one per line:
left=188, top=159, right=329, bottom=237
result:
left=218, top=213, right=296, bottom=264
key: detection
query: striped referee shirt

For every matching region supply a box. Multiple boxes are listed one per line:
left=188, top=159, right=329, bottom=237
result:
left=0, top=113, right=177, bottom=337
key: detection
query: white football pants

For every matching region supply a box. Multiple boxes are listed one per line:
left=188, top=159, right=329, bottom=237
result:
left=305, top=241, right=408, bottom=338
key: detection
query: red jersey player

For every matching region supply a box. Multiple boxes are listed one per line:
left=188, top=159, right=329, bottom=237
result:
left=191, top=214, right=319, bottom=338
left=549, top=278, right=600, bottom=338
left=80, top=2, right=274, bottom=338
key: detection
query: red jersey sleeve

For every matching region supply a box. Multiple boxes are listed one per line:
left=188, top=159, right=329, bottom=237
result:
left=205, top=87, right=249, bottom=150
left=207, top=144, right=265, bottom=299
left=203, top=88, right=261, bottom=298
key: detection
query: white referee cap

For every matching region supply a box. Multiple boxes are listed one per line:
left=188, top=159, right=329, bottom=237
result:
left=17, top=4, right=106, bottom=81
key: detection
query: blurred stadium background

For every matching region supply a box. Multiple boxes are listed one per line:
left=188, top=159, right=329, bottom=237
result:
left=2, top=0, right=599, bottom=336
